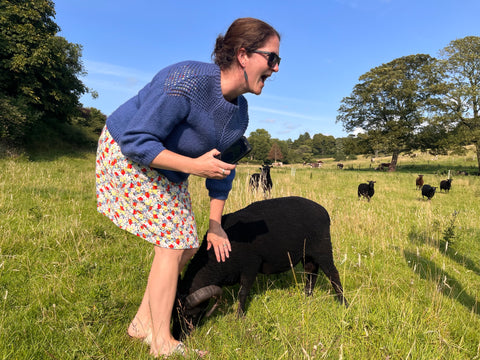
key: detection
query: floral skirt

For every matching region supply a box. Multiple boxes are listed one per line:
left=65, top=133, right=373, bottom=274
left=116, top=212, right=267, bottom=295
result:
left=95, top=126, right=199, bottom=249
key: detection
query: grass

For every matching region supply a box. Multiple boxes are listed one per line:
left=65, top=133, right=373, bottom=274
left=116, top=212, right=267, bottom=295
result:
left=1, top=149, right=479, bottom=359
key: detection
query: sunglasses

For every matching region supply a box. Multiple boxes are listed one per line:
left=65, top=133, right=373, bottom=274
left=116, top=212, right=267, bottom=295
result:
left=252, top=50, right=281, bottom=68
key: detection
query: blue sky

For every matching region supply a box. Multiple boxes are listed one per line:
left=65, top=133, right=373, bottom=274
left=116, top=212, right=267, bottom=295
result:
left=54, top=0, right=479, bottom=140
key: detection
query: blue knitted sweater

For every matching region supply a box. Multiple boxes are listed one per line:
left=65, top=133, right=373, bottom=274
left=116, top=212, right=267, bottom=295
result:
left=106, top=61, right=249, bottom=200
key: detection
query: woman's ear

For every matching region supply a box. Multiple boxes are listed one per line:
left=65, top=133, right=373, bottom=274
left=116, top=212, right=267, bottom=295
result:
left=237, top=48, right=248, bottom=68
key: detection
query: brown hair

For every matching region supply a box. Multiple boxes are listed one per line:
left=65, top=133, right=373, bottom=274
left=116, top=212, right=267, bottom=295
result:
left=212, top=17, right=280, bottom=70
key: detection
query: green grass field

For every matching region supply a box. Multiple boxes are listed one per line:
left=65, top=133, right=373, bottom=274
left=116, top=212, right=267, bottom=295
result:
left=1, top=150, right=479, bottom=359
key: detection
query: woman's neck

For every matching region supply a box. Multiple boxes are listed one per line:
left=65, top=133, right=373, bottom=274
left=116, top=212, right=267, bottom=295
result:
left=220, top=66, right=247, bottom=102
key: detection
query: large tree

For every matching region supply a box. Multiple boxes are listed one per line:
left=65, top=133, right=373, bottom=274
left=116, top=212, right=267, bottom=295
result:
left=0, top=0, right=87, bottom=147
left=247, top=129, right=272, bottom=162
left=438, top=36, right=480, bottom=172
left=336, top=54, right=444, bottom=170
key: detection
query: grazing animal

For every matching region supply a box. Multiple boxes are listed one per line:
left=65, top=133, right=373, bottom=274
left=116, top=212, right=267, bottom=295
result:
left=421, top=184, right=436, bottom=200
left=440, top=178, right=452, bottom=193
left=377, top=162, right=391, bottom=171
left=309, top=160, right=324, bottom=168
left=172, top=196, right=348, bottom=339
left=249, top=164, right=272, bottom=195
left=337, top=163, right=344, bottom=169
left=358, top=181, right=376, bottom=202
left=416, top=175, right=424, bottom=190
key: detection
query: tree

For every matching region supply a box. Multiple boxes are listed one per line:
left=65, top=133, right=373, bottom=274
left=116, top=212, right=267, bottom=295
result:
left=312, top=133, right=336, bottom=156
left=438, top=36, right=480, bottom=172
left=0, top=0, right=88, bottom=147
left=267, top=142, right=283, bottom=162
left=247, top=129, right=271, bottom=162
left=336, top=54, right=444, bottom=171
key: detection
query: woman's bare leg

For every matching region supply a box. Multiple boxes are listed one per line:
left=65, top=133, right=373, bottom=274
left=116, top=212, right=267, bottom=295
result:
left=128, top=245, right=197, bottom=355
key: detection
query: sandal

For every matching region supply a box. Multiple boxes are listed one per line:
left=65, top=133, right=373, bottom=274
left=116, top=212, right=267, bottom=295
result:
left=169, top=342, right=208, bottom=358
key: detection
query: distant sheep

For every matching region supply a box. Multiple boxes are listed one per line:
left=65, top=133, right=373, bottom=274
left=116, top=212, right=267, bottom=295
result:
left=358, top=181, right=376, bottom=202
left=440, top=178, right=452, bottom=193
left=421, top=184, right=436, bottom=200
left=416, top=175, right=424, bottom=190
left=172, top=196, right=348, bottom=339
left=249, top=164, right=272, bottom=195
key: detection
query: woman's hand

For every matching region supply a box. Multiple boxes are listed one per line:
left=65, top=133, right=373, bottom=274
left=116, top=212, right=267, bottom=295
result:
left=192, top=149, right=236, bottom=179
left=149, top=148, right=235, bottom=180
left=206, top=219, right=231, bottom=262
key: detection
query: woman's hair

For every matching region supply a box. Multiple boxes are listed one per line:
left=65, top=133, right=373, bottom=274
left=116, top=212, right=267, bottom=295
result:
left=212, top=18, right=280, bottom=70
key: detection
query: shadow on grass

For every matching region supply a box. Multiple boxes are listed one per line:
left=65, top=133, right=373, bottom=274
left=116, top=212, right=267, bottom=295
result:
left=408, top=228, right=480, bottom=277
left=404, top=250, right=479, bottom=316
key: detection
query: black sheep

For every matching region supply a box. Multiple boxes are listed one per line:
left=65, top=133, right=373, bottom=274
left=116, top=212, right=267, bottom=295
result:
left=249, top=164, right=272, bottom=195
left=440, top=178, right=452, bottom=193
left=421, top=184, right=436, bottom=200
left=172, top=196, right=347, bottom=339
left=358, top=181, right=376, bottom=202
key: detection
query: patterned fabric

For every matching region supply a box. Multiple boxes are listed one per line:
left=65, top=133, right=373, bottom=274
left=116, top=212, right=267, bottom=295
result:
left=96, top=127, right=198, bottom=249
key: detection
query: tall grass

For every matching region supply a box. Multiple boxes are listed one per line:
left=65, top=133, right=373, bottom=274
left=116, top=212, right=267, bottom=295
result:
left=1, top=150, right=479, bottom=359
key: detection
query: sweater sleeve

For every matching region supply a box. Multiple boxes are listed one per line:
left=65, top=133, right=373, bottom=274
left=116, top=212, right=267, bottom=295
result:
left=205, top=168, right=236, bottom=200
left=114, top=89, right=191, bottom=167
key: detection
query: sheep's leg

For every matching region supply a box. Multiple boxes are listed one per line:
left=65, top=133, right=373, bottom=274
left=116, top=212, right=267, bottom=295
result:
left=236, top=269, right=259, bottom=317
left=318, top=257, right=348, bottom=307
left=303, top=261, right=319, bottom=296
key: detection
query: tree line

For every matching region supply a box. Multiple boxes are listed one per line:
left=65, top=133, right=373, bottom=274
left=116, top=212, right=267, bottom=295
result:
left=1, top=1, right=479, bottom=172
left=0, top=0, right=103, bottom=154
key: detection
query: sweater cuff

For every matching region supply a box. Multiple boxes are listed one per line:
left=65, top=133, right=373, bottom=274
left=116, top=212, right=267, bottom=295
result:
left=206, top=169, right=235, bottom=200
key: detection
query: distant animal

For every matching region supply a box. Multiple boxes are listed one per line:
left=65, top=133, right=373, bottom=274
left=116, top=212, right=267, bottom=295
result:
left=309, top=161, right=324, bottom=168
left=337, top=163, right=344, bottom=169
left=249, top=164, right=272, bottom=195
left=172, top=196, right=348, bottom=339
left=416, top=175, right=424, bottom=190
left=379, top=162, right=391, bottom=171
left=440, top=178, right=452, bottom=193
left=358, top=181, right=376, bottom=202
left=421, top=184, right=436, bottom=200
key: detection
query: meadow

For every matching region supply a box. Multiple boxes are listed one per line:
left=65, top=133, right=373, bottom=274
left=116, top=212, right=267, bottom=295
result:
left=1, top=149, right=479, bottom=359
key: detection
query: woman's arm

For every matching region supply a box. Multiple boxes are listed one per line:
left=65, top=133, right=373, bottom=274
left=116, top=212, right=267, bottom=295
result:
left=206, top=197, right=231, bottom=262
left=149, top=149, right=235, bottom=180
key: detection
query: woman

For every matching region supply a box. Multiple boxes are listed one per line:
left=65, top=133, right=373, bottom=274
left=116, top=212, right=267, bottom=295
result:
left=95, top=17, right=280, bottom=357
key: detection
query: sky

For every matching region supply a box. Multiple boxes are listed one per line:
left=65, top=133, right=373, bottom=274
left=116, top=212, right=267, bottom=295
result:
left=54, top=0, right=480, bottom=140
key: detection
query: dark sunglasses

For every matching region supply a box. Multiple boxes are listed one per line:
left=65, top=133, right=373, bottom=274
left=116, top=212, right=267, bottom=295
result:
left=252, top=50, right=281, bottom=68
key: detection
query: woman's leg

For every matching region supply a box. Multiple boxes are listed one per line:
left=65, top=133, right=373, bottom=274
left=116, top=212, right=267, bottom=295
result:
left=148, top=246, right=198, bottom=356
left=128, top=245, right=197, bottom=356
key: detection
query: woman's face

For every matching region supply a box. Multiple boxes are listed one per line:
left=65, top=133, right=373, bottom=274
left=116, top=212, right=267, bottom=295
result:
left=245, top=35, right=280, bottom=95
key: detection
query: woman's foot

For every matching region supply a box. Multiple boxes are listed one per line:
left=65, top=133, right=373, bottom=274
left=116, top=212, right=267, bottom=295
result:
left=127, top=317, right=152, bottom=344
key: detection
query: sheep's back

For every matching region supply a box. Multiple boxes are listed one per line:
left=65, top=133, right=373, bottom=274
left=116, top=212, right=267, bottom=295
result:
left=222, top=196, right=332, bottom=273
